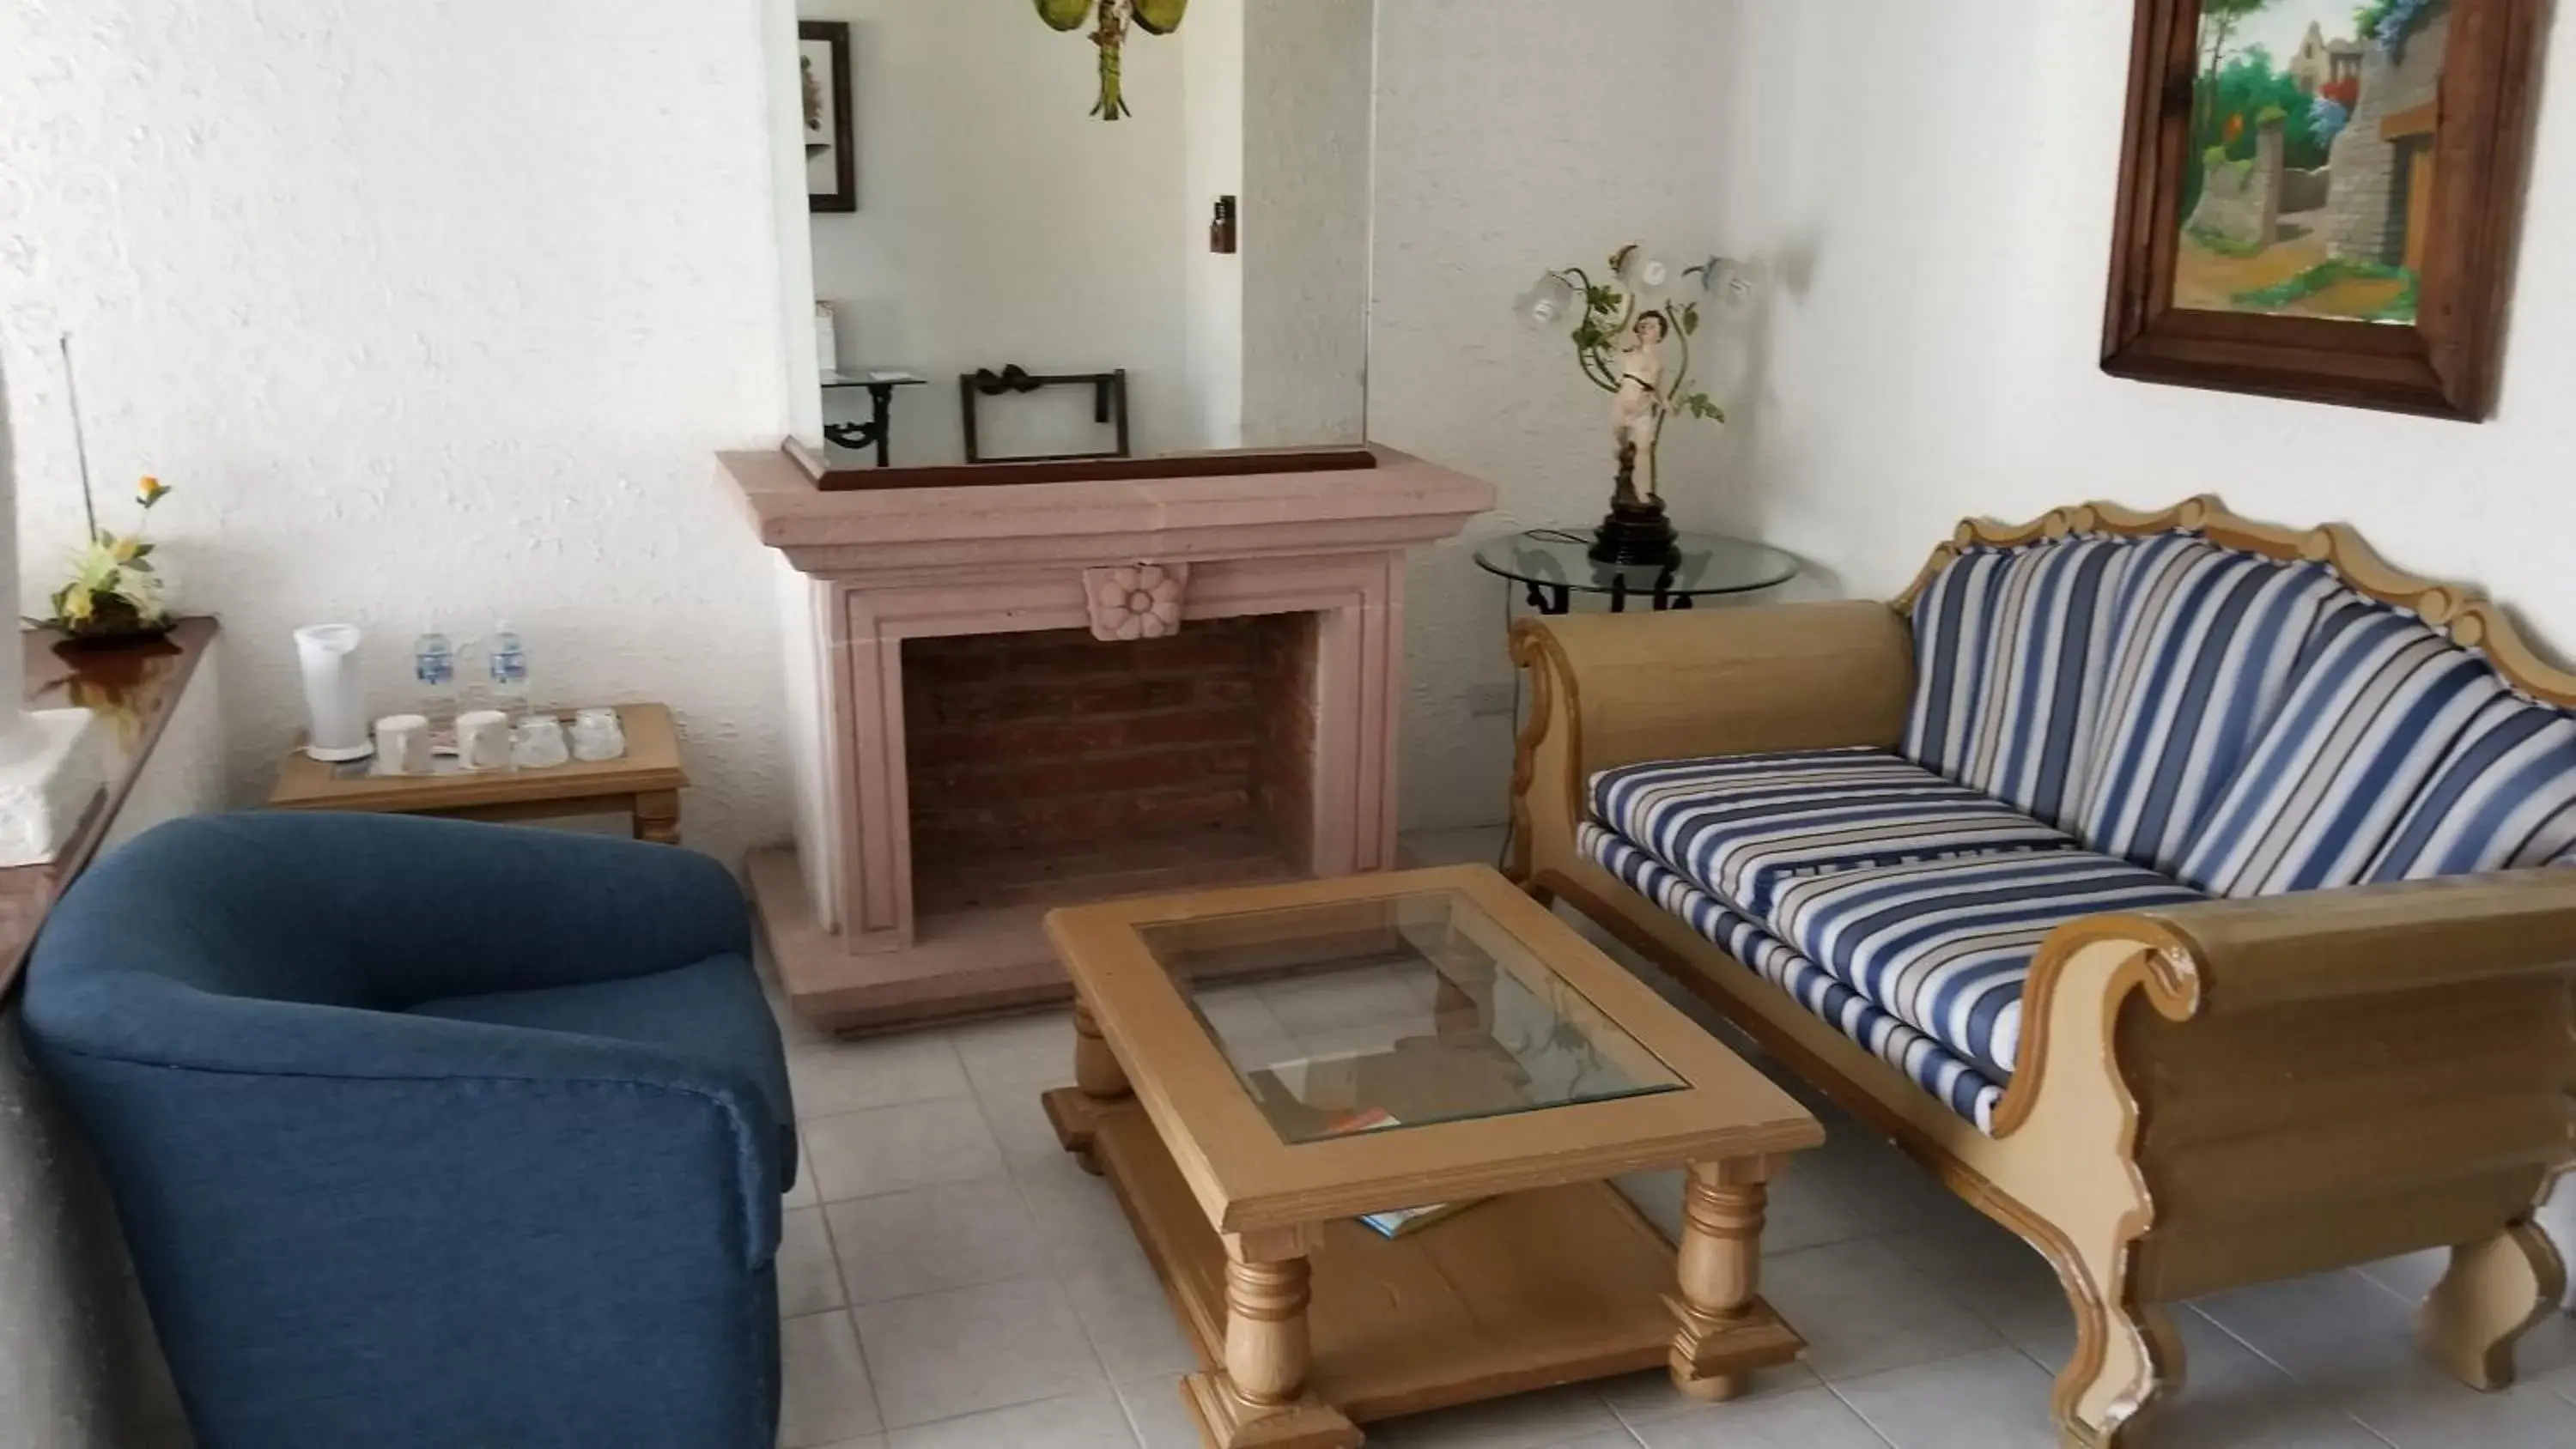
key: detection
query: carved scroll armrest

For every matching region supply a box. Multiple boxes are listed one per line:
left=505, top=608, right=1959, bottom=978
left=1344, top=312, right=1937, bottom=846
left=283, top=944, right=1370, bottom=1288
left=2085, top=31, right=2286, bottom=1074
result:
left=1507, top=602, right=1915, bottom=881
left=2000, top=870, right=2576, bottom=1190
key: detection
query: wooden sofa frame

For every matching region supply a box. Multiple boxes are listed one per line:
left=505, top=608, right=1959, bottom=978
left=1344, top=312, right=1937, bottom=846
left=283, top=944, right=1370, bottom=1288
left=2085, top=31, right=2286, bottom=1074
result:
left=1506, top=497, right=2576, bottom=1447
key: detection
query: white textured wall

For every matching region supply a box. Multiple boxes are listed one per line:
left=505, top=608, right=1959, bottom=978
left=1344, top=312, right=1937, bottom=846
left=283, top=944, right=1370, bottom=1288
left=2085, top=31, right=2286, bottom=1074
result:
left=1372, top=0, right=1727, bottom=832
left=1182, top=0, right=1249, bottom=451
left=1707, top=3, right=2576, bottom=628
left=1240, top=0, right=1374, bottom=448
left=805, top=0, right=1195, bottom=465
left=0, top=0, right=800, bottom=869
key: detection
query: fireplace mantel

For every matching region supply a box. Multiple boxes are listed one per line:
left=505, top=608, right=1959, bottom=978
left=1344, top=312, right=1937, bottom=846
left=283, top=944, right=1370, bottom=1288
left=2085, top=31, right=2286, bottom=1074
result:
left=724, top=445, right=1493, bottom=575
left=722, top=446, right=1495, bottom=1032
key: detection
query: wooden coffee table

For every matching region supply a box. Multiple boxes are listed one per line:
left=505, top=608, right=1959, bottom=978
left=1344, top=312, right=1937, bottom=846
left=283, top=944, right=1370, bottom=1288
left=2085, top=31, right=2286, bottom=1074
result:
left=1042, top=864, right=1824, bottom=1449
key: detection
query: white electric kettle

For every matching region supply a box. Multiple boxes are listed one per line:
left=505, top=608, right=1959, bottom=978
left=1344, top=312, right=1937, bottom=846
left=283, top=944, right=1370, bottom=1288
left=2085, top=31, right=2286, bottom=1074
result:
left=294, top=624, right=373, bottom=761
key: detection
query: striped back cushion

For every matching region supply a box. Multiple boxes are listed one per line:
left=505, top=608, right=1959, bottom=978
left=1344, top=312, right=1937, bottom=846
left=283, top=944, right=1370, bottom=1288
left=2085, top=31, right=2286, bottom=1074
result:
left=1903, top=536, right=2134, bottom=829
left=2177, top=594, right=2506, bottom=897
left=2074, top=536, right=2342, bottom=875
left=2364, top=693, right=2576, bottom=881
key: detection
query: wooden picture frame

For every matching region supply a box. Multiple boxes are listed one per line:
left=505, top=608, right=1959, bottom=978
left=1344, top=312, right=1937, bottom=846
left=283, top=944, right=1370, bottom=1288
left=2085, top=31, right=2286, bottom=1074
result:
left=2101, top=0, right=2542, bottom=419
left=799, top=21, right=858, bottom=215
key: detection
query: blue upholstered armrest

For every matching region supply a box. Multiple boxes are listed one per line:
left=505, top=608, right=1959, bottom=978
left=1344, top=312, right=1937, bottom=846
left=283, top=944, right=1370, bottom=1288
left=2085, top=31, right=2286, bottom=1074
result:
left=24, top=813, right=782, bottom=1265
left=51, top=811, right=753, bottom=1006
left=31, top=979, right=783, bottom=1265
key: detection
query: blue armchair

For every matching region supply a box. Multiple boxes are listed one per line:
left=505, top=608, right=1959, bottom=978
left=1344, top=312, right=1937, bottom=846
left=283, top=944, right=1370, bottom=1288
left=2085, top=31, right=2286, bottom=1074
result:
left=19, top=812, right=795, bottom=1449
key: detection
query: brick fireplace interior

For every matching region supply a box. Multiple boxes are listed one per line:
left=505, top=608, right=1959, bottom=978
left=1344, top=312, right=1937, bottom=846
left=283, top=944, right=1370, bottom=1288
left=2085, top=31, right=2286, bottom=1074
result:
left=903, top=613, right=1321, bottom=918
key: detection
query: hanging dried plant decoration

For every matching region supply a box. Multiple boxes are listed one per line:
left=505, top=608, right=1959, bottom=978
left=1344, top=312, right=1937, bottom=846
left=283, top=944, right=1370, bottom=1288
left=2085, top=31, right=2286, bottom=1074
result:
left=1033, top=0, right=1188, bottom=120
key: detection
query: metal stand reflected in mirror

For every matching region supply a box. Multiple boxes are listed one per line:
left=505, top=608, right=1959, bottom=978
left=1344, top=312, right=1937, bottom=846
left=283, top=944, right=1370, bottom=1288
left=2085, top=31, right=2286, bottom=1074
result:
left=820, top=371, right=927, bottom=469
left=960, top=365, right=1133, bottom=465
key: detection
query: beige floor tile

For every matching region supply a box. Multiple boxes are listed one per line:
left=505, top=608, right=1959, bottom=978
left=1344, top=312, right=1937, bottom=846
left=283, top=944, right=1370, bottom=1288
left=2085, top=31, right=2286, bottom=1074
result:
left=952, top=1011, right=1078, bottom=1094
left=1834, top=1349, right=2050, bottom=1449
left=779, top=1205, right=847, bottom=1318
left=1060, top=1253, right=1200, bottom=1380
left=975, top=1084, right=1071, bottom=1160
left=1011, top=1148, right=1151, bottom=1266
left=779, top=1310, right=884, bottom=1448
left=1833, top=1345, right=2059, bottom=1449
left=1112, top=1373, right=1203, bottom=1449
left=804, top=1096, right=1003, bottom=1203
left=885, top=1385, right=1139, bottom=1448
left=784, top=1125, right=820, bottom=1210
left=826, top=1174, right=1047, bottom=1306
left=789, top=1033, right=971, bottom=1119
left=1877, top=1211, right=2072, bottom=1361
left=1760, top=1237, right=2002, bottom=1384
left=853, top=1274, right=1104, bottom=1428
left=1365, top=1383, right=1625, bottom=1448
left=1594, top=1361, right=1822, bottom=1429
left=2126, top=1309, right=2385, bottom=1448
left=1630, top=1383, right=1891, bottom=1447
left=806, top=1439, right=886, bottom=1449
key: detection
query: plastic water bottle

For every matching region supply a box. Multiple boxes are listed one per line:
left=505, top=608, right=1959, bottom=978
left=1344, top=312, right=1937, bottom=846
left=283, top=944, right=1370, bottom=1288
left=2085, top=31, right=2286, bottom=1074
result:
left=410, top=632, right=458, bottom=731
left=487, top=625, right=531, bottom=723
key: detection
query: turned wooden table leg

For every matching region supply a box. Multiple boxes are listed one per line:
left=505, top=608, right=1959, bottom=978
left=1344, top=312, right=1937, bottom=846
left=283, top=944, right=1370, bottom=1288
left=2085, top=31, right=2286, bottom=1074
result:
left=633, top=789, right=682, bottom=845
left=1184, top=1231, right=1359, bottom=1449
left=1670, top=1158, right=1772, bottom=1402
left=1053, top=996, right=1129, bottom=1174
left=1073, top=996, right=1128, bottom=1100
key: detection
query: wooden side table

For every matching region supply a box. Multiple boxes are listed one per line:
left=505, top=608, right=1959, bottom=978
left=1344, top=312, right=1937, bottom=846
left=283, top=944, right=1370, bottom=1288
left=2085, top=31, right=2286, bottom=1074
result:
left=268, top=703, right=690, bottom=844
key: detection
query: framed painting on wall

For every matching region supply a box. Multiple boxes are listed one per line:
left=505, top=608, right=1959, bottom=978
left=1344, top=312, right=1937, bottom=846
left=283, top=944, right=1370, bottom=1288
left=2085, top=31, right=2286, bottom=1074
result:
left=2102, top=0, right=2542, bottom=419
left=801, top=21, right=858, bottom=214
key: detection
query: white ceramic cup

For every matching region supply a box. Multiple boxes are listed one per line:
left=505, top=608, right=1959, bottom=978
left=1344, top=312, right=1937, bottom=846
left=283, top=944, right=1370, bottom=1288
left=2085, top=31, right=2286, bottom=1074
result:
left=569, top=707, right=625, bottom=762
left=374, top=713, right=434, bottom=776
left=457, top=709, right=513, bottom=772
left=512, top=715, right=569, bottom=770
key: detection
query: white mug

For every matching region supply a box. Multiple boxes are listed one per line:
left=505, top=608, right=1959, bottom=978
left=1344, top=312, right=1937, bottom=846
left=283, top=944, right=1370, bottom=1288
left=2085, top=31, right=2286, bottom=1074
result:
left=457, top=709, right=513, bottom=772
left=570, top=707, right=625, bottom=762
left=513, top=715, right=569, bottom=770
left=373, top=714, right=434, bottom=776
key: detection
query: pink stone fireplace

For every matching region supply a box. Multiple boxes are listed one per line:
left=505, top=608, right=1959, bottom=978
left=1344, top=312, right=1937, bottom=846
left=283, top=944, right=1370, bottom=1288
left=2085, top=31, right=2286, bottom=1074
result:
left=723, top=448, right=1493, bottom=1031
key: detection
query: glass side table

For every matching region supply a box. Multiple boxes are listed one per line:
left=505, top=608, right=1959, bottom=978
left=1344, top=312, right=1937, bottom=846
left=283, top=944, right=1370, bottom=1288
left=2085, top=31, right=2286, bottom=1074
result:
left=1473, top=529, right=1800, bottom=615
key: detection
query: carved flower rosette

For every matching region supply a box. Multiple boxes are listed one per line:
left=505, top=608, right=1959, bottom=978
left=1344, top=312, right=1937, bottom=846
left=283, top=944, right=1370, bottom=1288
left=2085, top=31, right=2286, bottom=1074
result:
left=1084, top=562, right=1189, bottom=642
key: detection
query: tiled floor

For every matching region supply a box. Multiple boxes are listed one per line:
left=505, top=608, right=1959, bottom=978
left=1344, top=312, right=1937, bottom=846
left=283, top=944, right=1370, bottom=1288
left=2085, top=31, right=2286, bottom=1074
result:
left=759, top=831, right=2576, bottom=1449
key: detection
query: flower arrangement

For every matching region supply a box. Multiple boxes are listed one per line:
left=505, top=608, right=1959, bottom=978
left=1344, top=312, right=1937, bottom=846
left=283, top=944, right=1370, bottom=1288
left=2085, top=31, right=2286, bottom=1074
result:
left=1515, top=243, right=1753, bottom=565
left=43, top=473, right=174, bottom=643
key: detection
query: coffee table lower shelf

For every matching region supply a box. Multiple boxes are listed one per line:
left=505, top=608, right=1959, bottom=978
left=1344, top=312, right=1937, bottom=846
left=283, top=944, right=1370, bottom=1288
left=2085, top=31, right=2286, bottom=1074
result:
left=1045, top=1088, right=1804, bottom=1446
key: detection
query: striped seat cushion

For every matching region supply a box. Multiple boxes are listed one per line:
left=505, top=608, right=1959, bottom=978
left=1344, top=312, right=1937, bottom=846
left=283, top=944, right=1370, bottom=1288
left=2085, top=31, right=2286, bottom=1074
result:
left=1591, top=748, right=2076, bottom=918
left=1904, top=535, right=2136, bottom=829
left=1766, top=851, right=2207, bottom=1079
left=2364, top=692, right=2576, bottom=882
left=1581, top=822, right=2008, bottom=1131
left=2073, top=535, right=2344, bottom=876
left=2178, top=594, right=2507, bottom=897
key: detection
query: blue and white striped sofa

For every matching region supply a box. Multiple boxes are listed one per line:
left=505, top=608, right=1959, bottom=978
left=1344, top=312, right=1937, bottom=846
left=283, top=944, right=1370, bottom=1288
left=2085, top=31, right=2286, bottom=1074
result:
left=1508, top=500, right=2576, bottom=1447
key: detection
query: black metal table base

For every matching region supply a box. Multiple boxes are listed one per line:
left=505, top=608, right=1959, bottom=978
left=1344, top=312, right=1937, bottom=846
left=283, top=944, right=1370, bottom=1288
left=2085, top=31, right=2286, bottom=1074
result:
left=1521, top=573, right=1699, bottom=616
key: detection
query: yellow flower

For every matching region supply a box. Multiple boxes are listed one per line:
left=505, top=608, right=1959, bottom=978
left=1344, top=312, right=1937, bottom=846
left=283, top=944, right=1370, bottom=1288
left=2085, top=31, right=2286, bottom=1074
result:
left=137, top=476, right=168, bottom=506
left=61, top=586, right=94, bottom=623
left=111, top=535, right=140, bottom=562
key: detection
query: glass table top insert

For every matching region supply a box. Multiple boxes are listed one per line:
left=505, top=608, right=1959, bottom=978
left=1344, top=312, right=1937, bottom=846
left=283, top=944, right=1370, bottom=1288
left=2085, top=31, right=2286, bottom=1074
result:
left=1138, top=889, right=1684, bottom=1145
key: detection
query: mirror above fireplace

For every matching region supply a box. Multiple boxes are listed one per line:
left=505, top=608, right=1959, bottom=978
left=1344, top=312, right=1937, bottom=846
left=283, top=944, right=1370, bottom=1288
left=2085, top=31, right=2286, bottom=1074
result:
left=789, top=0, right=1374, bottom=488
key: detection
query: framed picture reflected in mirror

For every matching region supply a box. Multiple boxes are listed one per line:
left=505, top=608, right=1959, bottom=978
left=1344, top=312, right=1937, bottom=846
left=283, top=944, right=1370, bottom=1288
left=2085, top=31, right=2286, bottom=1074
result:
left=800, top=21, right=857, bottom=214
